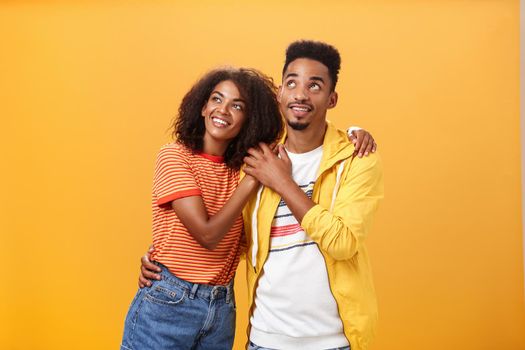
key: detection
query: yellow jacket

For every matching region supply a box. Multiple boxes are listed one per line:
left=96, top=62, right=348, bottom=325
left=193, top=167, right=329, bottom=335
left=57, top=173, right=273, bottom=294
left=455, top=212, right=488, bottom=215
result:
left=242, top=121, right=384, bottom=350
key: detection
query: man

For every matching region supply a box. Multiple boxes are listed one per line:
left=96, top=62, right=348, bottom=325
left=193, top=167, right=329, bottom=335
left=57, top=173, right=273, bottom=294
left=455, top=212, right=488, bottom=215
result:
left=240, top=40, right=383, bottom=350
left=140, top=40, right=383, bottom=350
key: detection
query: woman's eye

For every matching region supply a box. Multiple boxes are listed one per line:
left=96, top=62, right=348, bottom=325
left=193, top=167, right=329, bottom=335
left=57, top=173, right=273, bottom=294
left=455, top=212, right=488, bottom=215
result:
left=233, top=104, right=243, bottom=111
left=212, top=96, right=221, bottom=103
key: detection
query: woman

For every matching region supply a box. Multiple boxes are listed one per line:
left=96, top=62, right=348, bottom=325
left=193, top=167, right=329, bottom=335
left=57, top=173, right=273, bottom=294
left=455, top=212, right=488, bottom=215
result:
left=121, top=67, right=282, bottom=350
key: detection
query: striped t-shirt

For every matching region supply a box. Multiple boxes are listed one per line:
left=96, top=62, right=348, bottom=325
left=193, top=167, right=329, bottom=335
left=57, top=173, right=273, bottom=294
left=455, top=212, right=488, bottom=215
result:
left=150, top=142, right=243, bottom=285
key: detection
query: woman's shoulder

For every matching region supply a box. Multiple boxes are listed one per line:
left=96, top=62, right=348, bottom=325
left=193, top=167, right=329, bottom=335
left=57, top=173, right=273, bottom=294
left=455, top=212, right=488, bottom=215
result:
left=159, top=141, right=191, bottom=155
left=156, top=142, right=194, bottom=163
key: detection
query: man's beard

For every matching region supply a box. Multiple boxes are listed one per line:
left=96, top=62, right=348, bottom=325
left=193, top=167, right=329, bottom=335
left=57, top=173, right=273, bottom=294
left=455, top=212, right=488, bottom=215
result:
left=287, top=120, right=310, bottom=130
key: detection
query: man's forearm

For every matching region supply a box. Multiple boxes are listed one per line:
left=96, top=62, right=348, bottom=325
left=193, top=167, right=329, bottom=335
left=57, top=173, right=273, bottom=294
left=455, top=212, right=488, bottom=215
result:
left=273, top=178, right=315, bottom=223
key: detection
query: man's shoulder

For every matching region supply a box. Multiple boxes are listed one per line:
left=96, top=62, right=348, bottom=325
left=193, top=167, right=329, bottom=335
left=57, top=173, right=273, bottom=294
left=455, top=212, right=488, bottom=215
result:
left=325, top=122, right=352, bottom=141
left=345, top=151, right=383, bottom=181
left=323, top=122, right=355, bottom=155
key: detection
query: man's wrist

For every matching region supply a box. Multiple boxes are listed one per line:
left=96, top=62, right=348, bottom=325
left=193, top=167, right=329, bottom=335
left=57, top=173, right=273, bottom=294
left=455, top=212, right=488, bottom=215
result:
left=272, top=176, right=296, bottom=195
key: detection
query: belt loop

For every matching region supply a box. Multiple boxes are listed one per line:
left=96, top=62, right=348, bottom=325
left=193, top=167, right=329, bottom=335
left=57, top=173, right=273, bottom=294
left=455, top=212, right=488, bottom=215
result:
left=226, top=287, right=232, bottom=304
left=211, top=286, right=218, bottom=300
left=226, top=281, right=233, bottom=304
left=189, top=283, right=199, bottom=300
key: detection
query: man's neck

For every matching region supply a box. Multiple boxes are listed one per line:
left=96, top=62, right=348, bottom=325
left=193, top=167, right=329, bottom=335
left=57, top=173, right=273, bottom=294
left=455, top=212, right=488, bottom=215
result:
left=284, top=121, right=327, bottom=154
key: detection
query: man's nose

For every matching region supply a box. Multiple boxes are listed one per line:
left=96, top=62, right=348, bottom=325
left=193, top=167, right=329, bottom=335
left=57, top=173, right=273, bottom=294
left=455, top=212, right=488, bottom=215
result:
left=293, top=87, right=308, bottom=101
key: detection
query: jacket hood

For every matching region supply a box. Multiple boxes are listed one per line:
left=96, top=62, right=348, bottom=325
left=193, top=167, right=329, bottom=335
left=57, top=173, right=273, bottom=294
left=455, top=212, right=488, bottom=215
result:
left=317, top=121, right=356, bottom=176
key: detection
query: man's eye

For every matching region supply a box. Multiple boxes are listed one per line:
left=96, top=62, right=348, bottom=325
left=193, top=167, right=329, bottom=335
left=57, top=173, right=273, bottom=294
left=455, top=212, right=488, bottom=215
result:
left=310, top=83, right=320, bottom=91
left=286, top=81, right=296, bottom=88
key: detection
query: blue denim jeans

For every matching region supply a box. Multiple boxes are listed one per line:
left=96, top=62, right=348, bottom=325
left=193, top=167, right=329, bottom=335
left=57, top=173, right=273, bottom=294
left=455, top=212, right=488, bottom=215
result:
left=121, top=263, right=235, bottom=350
left=248, top=341, right=351, bottom=350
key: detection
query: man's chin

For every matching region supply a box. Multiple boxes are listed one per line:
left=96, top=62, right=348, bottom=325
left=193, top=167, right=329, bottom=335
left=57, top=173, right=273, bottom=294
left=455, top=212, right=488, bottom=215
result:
left=287, top=120, right=310, bottom=131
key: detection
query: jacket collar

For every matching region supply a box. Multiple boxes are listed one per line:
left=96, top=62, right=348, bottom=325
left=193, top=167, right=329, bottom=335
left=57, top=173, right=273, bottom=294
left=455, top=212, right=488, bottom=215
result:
left=280, top=120, right=355, bottom=176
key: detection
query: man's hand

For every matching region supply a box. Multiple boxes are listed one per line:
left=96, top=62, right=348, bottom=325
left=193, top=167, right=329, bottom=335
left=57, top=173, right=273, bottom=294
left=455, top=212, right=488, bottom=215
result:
left=138, top=246, right=161, bottom=288
left=243, top=143, right=293, bottom=193
left=244, top=142, right=315, bottom=223
left=348, top=129, right=377, bottom=158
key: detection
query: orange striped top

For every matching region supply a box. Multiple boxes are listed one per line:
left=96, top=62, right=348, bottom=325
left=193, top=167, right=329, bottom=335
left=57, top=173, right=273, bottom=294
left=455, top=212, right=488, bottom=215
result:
left=150, top=142, right=243, bottom=285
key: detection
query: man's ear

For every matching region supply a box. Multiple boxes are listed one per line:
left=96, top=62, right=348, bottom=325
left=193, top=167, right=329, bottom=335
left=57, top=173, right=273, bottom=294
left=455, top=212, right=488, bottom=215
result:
left=328, top=91, right=338, bottom=109
left=277, top=86, right=283, bottom=102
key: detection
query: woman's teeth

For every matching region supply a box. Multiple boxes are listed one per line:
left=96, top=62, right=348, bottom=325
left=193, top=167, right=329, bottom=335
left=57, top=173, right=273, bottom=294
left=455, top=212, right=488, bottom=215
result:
left=212, top=117, right=228, bottom=126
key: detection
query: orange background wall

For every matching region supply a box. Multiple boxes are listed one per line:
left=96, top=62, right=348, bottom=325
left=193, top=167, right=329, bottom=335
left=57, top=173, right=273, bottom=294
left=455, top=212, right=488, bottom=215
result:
left=1, top=1, right=524, bottom=349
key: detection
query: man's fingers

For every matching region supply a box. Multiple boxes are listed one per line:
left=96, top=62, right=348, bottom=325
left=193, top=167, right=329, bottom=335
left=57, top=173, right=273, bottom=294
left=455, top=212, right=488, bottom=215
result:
left=141, top=256, right=161, bottom=272
left=259, top=142, right=274, bottom=156
left=269, top=142, right=279, bottom=153
left=141, top=264, right=162, bottom=280
left=247, top=147, right=263, bottom=160
left=139, top=275, right=152, bottom=288
left=243, top=156, right=257, bottom=168
left=278, top=145, right=291, bottom=166
left=243, top=166, right=255, bottom=177
left=141, top=254, right=161, bottom=272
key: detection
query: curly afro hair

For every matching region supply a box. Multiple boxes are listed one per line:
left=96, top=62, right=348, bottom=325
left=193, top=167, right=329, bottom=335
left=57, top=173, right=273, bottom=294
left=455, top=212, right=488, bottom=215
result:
left=172, top=67, right=283, bottom=170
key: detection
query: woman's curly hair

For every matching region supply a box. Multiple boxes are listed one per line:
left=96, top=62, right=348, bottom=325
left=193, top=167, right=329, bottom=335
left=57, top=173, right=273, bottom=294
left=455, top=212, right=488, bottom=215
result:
left=172, top=67, right=283, bottom=170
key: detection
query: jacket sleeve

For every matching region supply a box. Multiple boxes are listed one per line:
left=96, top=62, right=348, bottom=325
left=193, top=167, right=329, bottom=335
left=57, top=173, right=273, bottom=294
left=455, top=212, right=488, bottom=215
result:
left=300, top=153, right=384, bottom=260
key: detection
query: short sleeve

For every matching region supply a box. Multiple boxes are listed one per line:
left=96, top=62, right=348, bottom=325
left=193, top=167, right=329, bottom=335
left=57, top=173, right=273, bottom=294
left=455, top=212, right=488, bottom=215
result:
left=153, top=145, right=201, bottom=206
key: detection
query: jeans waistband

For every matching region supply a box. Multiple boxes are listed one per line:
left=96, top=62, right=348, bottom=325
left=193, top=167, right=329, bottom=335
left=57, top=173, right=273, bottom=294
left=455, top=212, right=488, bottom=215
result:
left=154, top=262, right=234, bottom=303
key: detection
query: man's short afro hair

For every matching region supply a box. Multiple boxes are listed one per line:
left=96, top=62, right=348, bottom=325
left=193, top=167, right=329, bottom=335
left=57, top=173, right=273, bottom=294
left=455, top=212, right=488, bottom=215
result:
left=282, top=40, right=341, bottom=91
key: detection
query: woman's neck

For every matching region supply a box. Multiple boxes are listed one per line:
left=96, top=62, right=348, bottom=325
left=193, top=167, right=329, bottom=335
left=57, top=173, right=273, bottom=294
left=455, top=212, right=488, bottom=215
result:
left=202, top=134, right=228, bottom=156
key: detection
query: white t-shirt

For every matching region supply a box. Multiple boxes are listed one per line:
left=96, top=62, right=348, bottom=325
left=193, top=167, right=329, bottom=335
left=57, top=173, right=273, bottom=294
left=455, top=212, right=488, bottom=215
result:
left=249, top=145, right=349, bottom=350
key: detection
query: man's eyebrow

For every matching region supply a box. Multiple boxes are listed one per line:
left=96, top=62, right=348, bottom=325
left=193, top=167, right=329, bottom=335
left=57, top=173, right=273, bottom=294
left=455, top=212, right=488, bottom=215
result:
left=284, top=73, right=325, bottom=84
